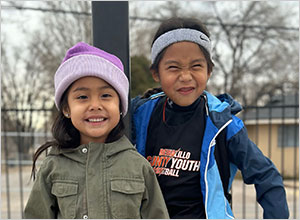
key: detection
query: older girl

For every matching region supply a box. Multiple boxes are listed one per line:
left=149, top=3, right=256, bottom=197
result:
left=131, top=17, right=289, bottom=219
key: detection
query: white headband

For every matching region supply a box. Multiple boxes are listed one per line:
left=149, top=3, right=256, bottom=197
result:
left=151, top=28, right=212, bottom=64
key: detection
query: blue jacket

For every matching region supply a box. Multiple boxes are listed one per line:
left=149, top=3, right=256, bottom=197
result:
left=131, top=91, right=289, bottom=219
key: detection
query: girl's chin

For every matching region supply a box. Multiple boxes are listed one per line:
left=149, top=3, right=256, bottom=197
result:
left=173, top=98, right=198, bottom=106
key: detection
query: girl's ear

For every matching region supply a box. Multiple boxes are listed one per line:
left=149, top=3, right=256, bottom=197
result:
left=151, top=69, right=160, bottom=83
left=207, top=71, right=212, bottom=80
left=62, top=107, right=70, bottom=118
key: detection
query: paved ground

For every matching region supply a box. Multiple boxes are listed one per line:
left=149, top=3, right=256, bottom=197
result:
left=1, top=166, right=299, bottom=219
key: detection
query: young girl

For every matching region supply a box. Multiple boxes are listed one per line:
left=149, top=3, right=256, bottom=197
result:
left=24, top=42, right=169, bottom=219
left=131, top=17, right=289, bottom=219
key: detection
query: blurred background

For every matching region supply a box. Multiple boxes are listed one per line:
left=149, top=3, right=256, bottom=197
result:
left=1, top=1, right=299, bottom=219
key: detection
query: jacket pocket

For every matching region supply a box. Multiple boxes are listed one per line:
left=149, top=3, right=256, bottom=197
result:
left=51, top=181, right=78, bottom=219
left=110, top=178, right=145, bottom=219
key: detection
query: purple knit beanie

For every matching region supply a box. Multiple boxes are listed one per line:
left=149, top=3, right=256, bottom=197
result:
left=54, top=42, right=129, bottom=116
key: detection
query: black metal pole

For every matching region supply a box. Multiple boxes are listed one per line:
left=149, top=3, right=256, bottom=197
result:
left=91, top=1, right=131, bottom=138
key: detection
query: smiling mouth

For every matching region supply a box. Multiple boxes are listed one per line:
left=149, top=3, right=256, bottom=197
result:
left=86, top=118, right=106, bottom=122
left=178, top=87, right=194, bottom=94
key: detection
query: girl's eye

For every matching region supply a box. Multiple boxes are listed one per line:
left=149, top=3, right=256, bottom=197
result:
left=77, top=95, right=88, bottom=100
left=192, top=64, right=202, bottom=68
left=167, top=65, right=179, bottom=70
left=101, top=93, right=112, bottom=98
left=191, top=64, right=204, bottom=71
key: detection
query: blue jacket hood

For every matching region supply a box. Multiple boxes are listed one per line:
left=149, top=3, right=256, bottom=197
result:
left=204, top=91, right=242, bottom=114
left=204, top=91, right=242, bottom=129
left=216, top=93, right=243, bottom=115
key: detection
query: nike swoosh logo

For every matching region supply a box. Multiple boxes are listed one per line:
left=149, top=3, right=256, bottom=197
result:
left=200, top=35, right=208, bottom=41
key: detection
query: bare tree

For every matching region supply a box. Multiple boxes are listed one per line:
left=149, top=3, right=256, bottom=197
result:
left=2, top=1, right=92, bottom=109
left=1, top=36, right=40, bottom=159
left=23, top=1, right=92, bottom=103
left=207, top=1, right=298, bottom=105
left=1, top=1, right=92, bottom=157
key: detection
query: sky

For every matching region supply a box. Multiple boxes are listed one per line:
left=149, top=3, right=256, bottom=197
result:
left=1, top=1, right=299, bottom=48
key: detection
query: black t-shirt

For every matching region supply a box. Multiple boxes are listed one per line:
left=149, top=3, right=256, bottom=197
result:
left=145, top=95, right=206, bottom=219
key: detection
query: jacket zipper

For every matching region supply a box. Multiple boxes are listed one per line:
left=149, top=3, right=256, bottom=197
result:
left=204, top=119, right=233, bottom=219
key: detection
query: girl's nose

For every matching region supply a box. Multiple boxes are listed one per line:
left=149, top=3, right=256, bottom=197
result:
left=179, top=69, right=192, bottom=82
left=89, top=99, right=103, bottom=111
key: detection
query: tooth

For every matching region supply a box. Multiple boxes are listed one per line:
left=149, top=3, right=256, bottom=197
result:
left=88, top=118, right=104, bottom=122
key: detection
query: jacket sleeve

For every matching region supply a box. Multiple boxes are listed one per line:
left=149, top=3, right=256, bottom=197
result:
left=24, top=160, right=57, bottom=219
left=227, top=121, right=289, bottom=219
left=140, top=164, right=170, bottom=219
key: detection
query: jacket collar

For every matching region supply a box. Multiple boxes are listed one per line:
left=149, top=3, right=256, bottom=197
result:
left=48, top=136, right=135, bottom=164
left=105, top=135, right=135, bottom=156
left=204, top=91, right=242, bottom=129
left=204, top=91, right=242, bottom=114
left=145, top=91, right=242, bottom=115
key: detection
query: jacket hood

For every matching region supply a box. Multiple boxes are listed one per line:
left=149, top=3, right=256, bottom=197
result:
left=204, top=91, right=243, bottom=129
left=204, top=91, right=242, bottom=115
left=48, top=135, right=135, bottom=164
left=216, top=93, right=243, bottom=115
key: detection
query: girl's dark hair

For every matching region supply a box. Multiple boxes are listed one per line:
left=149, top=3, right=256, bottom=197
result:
left=141, top=87, right=163, bottom=99
left=150, top=17, right=214, bottom=74
left=31, top=87, right=125, bottom=180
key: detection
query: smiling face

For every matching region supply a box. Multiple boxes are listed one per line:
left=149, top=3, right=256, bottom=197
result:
left=151, top=41, right=211, bottom=106
left=63, top=76, right=120, bottom=144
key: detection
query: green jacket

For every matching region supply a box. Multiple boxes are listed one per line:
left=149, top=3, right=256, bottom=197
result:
left=24, top=136, right=169, bottom=219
